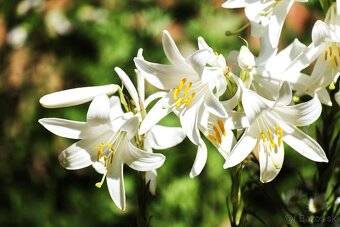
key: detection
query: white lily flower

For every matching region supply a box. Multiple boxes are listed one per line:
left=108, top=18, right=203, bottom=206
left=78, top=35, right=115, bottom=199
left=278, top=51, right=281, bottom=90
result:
left=39, top=95, right=165, bottom=210
left=116, top=65, right=186, bottom=194
left=135, top=31, right=232, bottom=177
left=224, top=81, right=328, bottom=183
left=306, top=4, right=340, bottom=95
left=222, top=0, right=307, bottom=48
left=39, top=84, right=119, bottom=108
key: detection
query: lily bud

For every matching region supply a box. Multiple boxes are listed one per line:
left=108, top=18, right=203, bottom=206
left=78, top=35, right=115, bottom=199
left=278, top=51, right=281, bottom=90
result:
left=238, top=46, right=255, bottom=72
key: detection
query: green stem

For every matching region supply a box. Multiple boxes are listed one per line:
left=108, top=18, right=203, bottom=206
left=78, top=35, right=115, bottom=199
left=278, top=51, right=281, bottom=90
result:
left=229, top=164, right=246, bottom=227
left=137, top=171, right=150, bottom=227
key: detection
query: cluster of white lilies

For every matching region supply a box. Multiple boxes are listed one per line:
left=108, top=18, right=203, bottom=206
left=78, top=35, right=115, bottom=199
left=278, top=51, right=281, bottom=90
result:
left=39, top=0, right=340, bottom=211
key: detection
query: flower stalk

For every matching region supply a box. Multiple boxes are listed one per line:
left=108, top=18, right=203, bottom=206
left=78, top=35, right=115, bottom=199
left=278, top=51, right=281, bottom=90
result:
left=229, top=164, right=246, bottom=226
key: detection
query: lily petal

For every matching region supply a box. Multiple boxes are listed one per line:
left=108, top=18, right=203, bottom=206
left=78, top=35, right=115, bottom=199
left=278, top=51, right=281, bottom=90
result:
left=223, top=127, right=257, bottom=168
left=39, top=118, right=87, bottom=139
left=115, top=67, right=140, bottom=112
left=162, top=30, right=185, bottom=65
left=145, top=169, right=157, bottom=195
left=180, top=101, right=201, bottom=145
left=311, top=20, right=330, bottom=46
left=107, top=161, right=126, bottom=210
left=144, top=91, right=167, bottom=108
left=109, top=96, right=124, bottom=120
left=242, top=89, right=270, bottom=124
left=39, top=84, right=119, bottom=108
left=87, top=95, right=110, bottom=125
left=134, top=59, right=197, bottom=90
left=139, top=94, right=173, bottom=135
left=146, top=125, right=186, bottom=150
left=189, top=139, right=207, bottom=178
left=256, top=140, right=284, bottom=183
left=125, top=141, right=165, bottom=171
left=281, top=122, right=328, bottom=162
left=273, top=95, right=321, bottom=126
left=58, top=135, right=109, bottom=170
left=275, top=81, right=292, bottom=106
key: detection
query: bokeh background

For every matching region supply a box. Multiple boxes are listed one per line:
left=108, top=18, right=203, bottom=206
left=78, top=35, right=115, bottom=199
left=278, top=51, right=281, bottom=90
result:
left=0, top=0, right=338, bottom=226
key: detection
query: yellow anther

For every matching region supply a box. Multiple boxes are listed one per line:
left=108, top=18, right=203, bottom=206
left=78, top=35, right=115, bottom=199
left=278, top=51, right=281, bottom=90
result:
left=278, top=128, right=283, bottom=147
left=330, top=46, right=333, bottom=57
left=110, top=153, right=114, bottom=164
left=217, top=119, right=226, bottom=136
left=176, top=98, right=184, bottom=107
left=214, top=51, right=219, bottom=56
left=333, top=56, right=338, bottom=67
left=208, top=134, right=216, bottom=142
left=213, top=126, right=222, bottom=144
left=96, top=144, right=104, bottom=161
left=267, top=129, right=275, bottom=148
left=184, top=92, right=195, bottom=106
left=275, top=124, right=279, bottom=135
left=260, top=132, right=266, bottom=141
left=324, top=51, right=328, bottom=61
left=173, top=88, right=180, bottom=100
left=183, top=82, right=192, bottom=97
left=104, top=155, right=108, bottom=167
left=179, top=78, right=187, bottom=90
left=338, top=46, right=340, bottom=56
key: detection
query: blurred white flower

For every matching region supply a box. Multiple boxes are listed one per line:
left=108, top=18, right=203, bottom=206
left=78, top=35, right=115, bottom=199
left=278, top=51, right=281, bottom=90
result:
left=16, top=0, right=43, bottom=16
left=308, top=195, right=326, bottom=213
left=7, top=26, right=28, bottom=48
left=45, top=9, right=72, bottom=36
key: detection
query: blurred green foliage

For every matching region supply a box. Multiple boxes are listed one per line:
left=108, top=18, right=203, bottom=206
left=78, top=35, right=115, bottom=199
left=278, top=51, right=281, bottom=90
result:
left=0, top=0, right=338, bottom=226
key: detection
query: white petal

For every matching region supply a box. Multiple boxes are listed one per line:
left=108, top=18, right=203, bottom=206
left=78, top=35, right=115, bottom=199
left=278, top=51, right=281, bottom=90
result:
left=146, top=125, right=186, bottom=150
left=139, top=94, right=173, bottom=135
left=87, top=95, right=110, bottom=125
left=162, top=30, right=185, bottom=65
left=275, top=81, right=292, bottom=106
left=335, top=89, right=340, bottom=106
left=269, top=0, right=294, bottom=48
left=242, top=89, right=270, bottom=124
left=204, top=90, right=227, bottom=118
left=197, top=37, right=209, bottom=50
left=115, top=67, right=140, bottom=112
left=186, top=49, right=212, bottom=76
left=39, top=84, right=119, bottom=108
left=316, top=88, right=332, bottom=106
left=106, top=161, right=126, bottom=210
left=189, top=139, right=207, bottom=178
left=256, top=141, right=284, bottom=183
left=109, top=96, right=124, bottom=120
left=134, top=59, right=197, bottom=90
left=273, top=95, right=321, bottom=126
left=145, top=169, right=157, bottom=195
left=39, top=118, right=87, bottom=139
left=223, top=127, right=257, bottom=168
left=120, top=116, right=139, bottom=139
left=180, top=101, right=201, bottom=145
left=281, top=122, right=328, bottom=162
left=144, top=91, right=167, bottom=108
left=311, top=20, right=330, bottom=46
left=337, top=0, right=340, bottom=15
left=125, top=142, right=165, bottom=171
left=58, top=136, right=109, bottom=170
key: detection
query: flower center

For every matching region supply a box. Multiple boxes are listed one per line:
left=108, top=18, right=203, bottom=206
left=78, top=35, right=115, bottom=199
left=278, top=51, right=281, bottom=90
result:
left=207, top=119, right=227, bottom=144
left=94, top=132, right=125, bottom=188
left=323, top=43, right=340, bottom=89
left=164, top=78, right=196, bottom=109
left=259, top=124, right=283, bottom=169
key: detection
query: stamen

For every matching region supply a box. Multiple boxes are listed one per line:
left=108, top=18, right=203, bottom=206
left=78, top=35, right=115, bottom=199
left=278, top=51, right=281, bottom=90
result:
left=261, top=132, right=266, bottom=142
left=333, top=56, right=338, bottom=67
left=208, top=134, right=216, bottom=142
left=96, top=144, right=104, bottom=161
left=95, top=171, right=107, bottom=188
left=173, top=88, right=180, bottom=100
left=275, top=124, right=279, bottom=135
left=213, top=126, right=222, bottom=144
left=324, top=51, right=328, bottom=61
left=217, top=119, right=226, bottom=136
left=278, top=128, right=283, bottom=147
left=178, top=78, right=186, bottom=90
left=267, top=129, right=274, bottom=148
left=183, top=82, right=192, bottom=97
left=329, top=46, right=333, bottom=57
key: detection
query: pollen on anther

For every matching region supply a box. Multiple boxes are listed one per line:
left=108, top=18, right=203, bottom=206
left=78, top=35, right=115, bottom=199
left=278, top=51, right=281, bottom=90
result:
left=217, top=119, right=226, bottom=136
left=324, top=51, right=328, bottom=61
left=333, top=56, right=339, bottom=67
